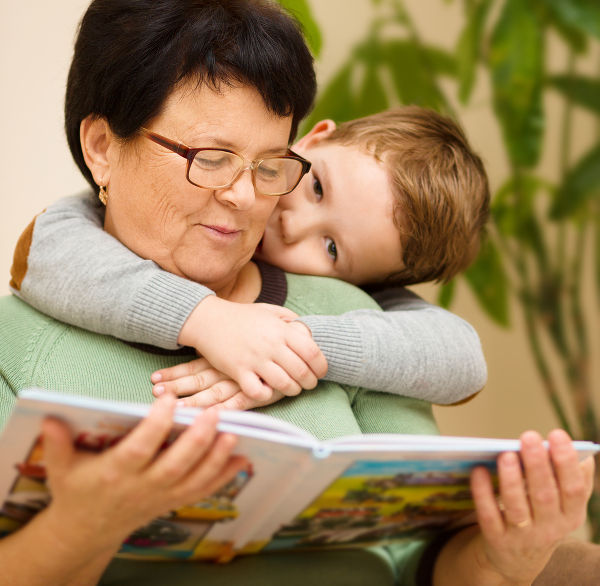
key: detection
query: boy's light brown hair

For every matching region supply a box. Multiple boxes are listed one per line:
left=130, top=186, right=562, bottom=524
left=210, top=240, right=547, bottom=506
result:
left=324, top=106, right=490, bottom=286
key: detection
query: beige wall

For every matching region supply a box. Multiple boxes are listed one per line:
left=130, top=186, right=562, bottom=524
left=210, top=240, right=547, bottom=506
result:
left=1, top=1, right=598, bottom=446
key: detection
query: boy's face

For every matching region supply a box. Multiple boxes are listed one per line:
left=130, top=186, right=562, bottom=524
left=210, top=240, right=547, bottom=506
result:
left=254, top=123, right=404, bottom=285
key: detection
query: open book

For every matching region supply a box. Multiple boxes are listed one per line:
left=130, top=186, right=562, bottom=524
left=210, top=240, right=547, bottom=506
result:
left=1, top=389, right=598, bottom=562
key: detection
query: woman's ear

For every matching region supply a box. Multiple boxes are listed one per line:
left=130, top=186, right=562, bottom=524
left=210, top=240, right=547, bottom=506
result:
left=293, top=119, right=336, bottom=150
left=80, top=115, right=113, bottom=186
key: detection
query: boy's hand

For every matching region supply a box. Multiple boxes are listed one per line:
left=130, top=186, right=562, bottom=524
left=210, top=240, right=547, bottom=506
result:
left=175, top=296, right=328, bottom=400
left=468, top=429, right=594, bottom=585
left=152, top=357, right=285, bottom=410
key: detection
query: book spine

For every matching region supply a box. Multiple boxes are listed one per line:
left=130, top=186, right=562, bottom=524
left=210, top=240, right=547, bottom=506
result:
left=231, top=451, right=314, bottom=552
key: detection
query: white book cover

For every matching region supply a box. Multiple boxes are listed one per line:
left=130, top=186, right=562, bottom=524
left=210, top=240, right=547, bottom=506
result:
left=1, top=389, right=598, bottom=561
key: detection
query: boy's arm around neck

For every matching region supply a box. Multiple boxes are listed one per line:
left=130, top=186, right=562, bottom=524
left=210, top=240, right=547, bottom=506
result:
left=11, top=194, right=213, bottom=349
left=300, top=285, right=487, bottom=404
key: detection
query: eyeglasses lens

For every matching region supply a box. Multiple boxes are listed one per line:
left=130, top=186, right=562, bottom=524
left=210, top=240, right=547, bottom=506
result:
left=189, top=151, right=303, bottom=196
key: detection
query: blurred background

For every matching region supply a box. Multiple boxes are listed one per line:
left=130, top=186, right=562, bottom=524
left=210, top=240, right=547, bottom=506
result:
left=1, top=0, right=598, bottom=534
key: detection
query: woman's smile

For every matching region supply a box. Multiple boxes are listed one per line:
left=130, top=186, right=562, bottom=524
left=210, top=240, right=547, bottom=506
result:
left=200, top=223, right=242, bottom=239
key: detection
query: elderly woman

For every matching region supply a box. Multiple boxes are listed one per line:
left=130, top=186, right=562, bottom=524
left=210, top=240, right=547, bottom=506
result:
left=0, top=1, right=593, bottom=585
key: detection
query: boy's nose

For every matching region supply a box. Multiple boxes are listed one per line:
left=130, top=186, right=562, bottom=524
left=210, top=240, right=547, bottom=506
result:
left=280, top=209, right=313, bottom=243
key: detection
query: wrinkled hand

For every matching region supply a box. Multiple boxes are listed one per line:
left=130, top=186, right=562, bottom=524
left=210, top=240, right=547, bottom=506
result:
left=175, top=296, right=328, bottom=401
left=41, top=394, right=247, bottom=551
left=470, top=429, right=595, bottom=585
left=152, top=357, right=285, bottom=410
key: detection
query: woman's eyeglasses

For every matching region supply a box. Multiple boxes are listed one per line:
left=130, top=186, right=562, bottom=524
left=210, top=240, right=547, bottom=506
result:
left=140, top=128, right=311, bottom=197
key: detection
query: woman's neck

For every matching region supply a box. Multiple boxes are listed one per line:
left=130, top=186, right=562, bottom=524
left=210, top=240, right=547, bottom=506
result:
left=214, top=261, right=262, bottom=303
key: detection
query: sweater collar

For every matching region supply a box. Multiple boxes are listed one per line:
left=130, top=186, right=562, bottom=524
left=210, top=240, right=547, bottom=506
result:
left=254, top=261, right=287, bottom=306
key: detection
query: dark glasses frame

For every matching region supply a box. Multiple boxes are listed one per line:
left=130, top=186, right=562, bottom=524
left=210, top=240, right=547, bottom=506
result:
left=140, top=128, right=311, bottom=196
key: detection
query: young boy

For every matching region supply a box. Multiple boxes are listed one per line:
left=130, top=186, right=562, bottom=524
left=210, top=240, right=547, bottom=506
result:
left=10, top=106, right=490, bottom=408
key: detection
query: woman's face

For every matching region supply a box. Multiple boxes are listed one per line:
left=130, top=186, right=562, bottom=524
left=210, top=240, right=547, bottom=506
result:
left=103, top=81, right=291, bottom=296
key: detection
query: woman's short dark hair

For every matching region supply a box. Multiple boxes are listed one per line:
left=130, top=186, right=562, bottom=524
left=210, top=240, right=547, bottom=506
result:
left=66, top=0, right=317, bottom=190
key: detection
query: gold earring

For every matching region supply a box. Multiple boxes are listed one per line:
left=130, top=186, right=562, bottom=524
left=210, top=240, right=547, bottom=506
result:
left=98, top=185, right=108, bottom=205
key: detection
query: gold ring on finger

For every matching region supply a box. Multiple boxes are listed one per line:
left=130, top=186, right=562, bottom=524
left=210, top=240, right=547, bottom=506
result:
left=513, top=518, right=531, bottom=529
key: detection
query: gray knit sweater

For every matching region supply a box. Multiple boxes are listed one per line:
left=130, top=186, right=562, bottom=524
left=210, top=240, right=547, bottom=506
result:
left=10, top=194, right=487, bottom=404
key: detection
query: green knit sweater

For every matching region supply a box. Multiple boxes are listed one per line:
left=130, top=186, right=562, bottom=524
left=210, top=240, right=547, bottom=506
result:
left=0, top=267, right=438, bottom=440
left=0, top=267, right=439, bottom=585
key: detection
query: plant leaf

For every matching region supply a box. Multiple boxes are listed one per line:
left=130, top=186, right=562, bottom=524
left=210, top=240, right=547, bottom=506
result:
left=547, top=75, right=600, bottom=115
left=381, top=40, right=451, bottom=112
left=489, top=0, right=545, bottom=167
left=595, top=213, right=600, bottom=306
left=422, top=47, right=457, bottom=78
left=437, top=280, right=456, bottom=308
left=491, top=174, right=552, bottom=271
left=551, top=143, right=600, bottom=218
left=538, top=0, right=600, bottom=40
left=356, top=64, right=389, bottom=117
left=456, top=0, right=492, bottom=104
left=277, top=0, right=322, bottom=57
left=538, top=0, right=589, bottom=52
left=463, top=238, right=510, bottom=326
left=301, top=63, right=356, bottom=133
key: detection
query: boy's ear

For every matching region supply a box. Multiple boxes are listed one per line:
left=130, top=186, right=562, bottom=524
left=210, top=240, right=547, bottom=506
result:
left=293, top=119, right=336, bottom=150
left=80, top=115, right=113, bottom=186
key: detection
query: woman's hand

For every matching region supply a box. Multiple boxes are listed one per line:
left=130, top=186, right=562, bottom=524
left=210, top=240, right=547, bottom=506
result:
left=152, top=357, right=285, bottom=410
left=42, top=393, right=247, bottom=551
left=174, top=296, right=328, bottom=400
left=0, top=393, right=246, bottom=586
left=467, top=429, right=595, bottom=585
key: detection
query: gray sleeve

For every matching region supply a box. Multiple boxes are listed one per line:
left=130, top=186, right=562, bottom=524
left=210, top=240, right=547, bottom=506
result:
left=11, top=194, right=214, bottom=349
left=300, top=287, right=487, bottom=404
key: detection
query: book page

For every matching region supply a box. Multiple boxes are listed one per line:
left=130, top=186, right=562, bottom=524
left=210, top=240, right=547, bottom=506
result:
left=327, top=433, right=600, bottom=460
left=0, top=390, right=317, bottom=561
left=260, top=449, right=489, bottom=553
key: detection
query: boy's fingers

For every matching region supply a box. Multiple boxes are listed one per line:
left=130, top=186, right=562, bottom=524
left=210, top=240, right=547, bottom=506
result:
left=519, top=431, right=559, bottom=524
left=496, top=450, right=532, bottom=529
left=258, top=361, right=302, bottom=397
left=257, top=303, right=299, bottom=322
left=471, top=466, right=505, bottom=540
left=237, top=371, right=273, bottom=401
left=286, top=322, right=328, bottom=379
left=151, top=358, right=211, bottom=384
left=110, top=393, right=176, bottom=472
left=276, top=346, right=318, bottom=391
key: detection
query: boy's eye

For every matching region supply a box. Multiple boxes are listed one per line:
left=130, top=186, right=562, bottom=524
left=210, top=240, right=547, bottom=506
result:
left=325, top=237, right=337, bottom=261
left=312, top=175, right=323, bottom=199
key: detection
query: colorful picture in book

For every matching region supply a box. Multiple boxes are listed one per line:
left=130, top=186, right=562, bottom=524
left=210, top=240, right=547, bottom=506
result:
left=0, top=432, right=254, bottom=560
left=266, top=459, right=496, bottom=550
left=0, top=436, right=50, bottom=531
left=119, top=468, right=253, bottom=559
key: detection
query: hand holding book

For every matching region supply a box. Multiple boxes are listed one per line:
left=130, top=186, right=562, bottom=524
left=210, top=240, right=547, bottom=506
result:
left=0, top=390, right=597, bottom=586
left=460, top=429, right=596, bottom=584
left=41, top=394, right=246, bottom=550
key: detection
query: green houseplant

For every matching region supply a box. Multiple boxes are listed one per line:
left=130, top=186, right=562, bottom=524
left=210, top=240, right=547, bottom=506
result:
left=279, top=0, right=600, bottom=541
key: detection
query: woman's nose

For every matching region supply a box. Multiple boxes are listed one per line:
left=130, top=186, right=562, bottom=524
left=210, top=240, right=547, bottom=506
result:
left=214, top=169, right=256, bottom=210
